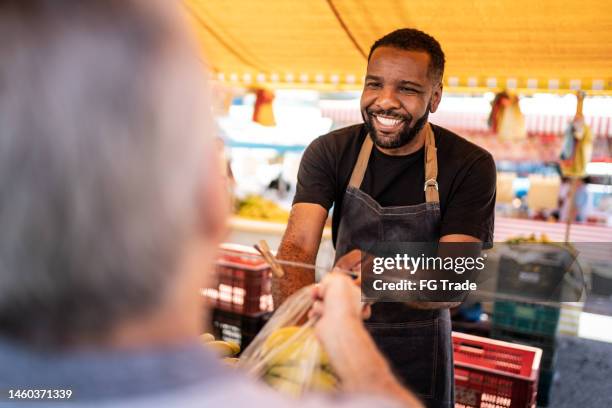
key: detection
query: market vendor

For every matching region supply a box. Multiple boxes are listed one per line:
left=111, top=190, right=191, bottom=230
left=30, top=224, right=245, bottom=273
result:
left=275, top=29, right=496, bottom=408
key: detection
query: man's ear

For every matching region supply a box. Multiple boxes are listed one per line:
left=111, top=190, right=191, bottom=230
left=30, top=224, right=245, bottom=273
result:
left=429, top=82, right=443, bottom=113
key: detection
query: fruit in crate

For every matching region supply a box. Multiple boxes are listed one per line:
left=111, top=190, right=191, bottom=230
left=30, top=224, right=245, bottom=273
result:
left=505, top=234, right=576, bottom=253
left=505, top=233, right=550, bottom=244
left=223, top=357, right=240, bottom=365
left=201, top=333, right=240, bottom=357
left=236, top=195, right=290, bottom=222
left=261, top=326, right=338, bottom=396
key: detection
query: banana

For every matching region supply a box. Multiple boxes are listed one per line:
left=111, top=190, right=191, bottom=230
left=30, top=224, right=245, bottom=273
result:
left=260, top=326, right=338, bottom=396
left=264, top=375, right=302, bottom=397
left=237, top=195, right=290, bottom=221
left=200, top=333, right=215, bottom=343
left=308, top=369, right=338, bottom=391
left=223, top=357, right=240, bottom=365
left=266, top=365, right=302, bottom=382
left=206, top=340, right=237, bottom=357
left=263, top=326, right=329, bottom=366
left=263, top=326, right=301, bottom=350
left=226, top=341, right=241, bottom=355
left=267, top=366, right=337, bottom=391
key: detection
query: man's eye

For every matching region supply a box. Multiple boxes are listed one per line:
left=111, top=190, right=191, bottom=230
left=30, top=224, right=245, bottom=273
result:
left=400, top=87, right=418, bottom=93
left=366, top=82, right=382, bottom=89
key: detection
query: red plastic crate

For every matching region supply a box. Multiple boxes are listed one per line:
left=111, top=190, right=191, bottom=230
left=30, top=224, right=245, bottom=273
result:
left=453, top=332, right=542, bottom=408
left=202, top=243, right=273, bottom=316
left=210, top=308, right=271, bottom=351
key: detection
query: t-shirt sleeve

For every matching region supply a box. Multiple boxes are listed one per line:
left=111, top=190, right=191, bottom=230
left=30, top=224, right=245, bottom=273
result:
left=292, top=136, right=336, bottom=210
left=440, top=152, right=496, bottom=246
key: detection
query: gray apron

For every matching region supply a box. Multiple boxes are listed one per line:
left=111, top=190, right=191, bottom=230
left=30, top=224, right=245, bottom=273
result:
left=334, top=124, right=454, bottom=408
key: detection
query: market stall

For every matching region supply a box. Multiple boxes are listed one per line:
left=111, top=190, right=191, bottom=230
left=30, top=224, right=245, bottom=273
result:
left=186, top=2, right=612, bottom=407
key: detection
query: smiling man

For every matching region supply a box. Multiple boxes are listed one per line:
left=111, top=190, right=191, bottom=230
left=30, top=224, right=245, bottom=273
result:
left=275, top=29, right=496, bottom=408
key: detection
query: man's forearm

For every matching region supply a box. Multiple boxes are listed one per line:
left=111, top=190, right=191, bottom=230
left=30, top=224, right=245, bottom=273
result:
left=273, top=239, right=316, bottom=307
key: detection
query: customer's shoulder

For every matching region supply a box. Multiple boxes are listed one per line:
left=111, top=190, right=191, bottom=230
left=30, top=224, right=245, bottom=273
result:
left=99, top=368, right=402, bottom=408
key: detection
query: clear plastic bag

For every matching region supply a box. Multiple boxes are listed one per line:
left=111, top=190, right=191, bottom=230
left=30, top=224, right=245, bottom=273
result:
left=240, top=285, right=338, bottom=397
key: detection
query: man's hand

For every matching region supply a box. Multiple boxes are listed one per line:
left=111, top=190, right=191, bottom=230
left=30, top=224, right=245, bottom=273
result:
left=339, top=237, right=482, bottom=310
left=334, top=249, right=363, bottom=272
left=334, top=249, right=376, bottom=284
left=405, top=234, right=484, bottom=309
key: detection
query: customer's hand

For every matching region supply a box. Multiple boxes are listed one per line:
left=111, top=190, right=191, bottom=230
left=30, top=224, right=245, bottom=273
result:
left=309, top=269, right=370, bottom=325
left=308, top=271, right=370, bottom=377
left=307, top=271, right=423, bottom=407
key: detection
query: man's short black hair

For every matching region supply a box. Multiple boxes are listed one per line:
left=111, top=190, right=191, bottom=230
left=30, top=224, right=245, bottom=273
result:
left=368, top=28, right=445, bottom=83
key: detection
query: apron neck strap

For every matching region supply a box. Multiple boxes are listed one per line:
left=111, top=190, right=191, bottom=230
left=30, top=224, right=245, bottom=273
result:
left=348, top=134, right=374, bottom=189
left=423, top=123, right=439, bottom=203
left=348, top=123, right=439, bottom=203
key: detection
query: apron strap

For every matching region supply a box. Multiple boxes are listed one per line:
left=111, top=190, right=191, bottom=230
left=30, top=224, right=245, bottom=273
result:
left=348, top=135, right=373, bottom=188
left=423, top=123, right=440, bottom=203
left=348, top=124, right=439, bottom=204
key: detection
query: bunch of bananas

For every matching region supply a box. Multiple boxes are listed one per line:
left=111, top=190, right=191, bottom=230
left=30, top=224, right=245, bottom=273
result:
left=261, top=326, right=338, bottom=397
left=201, top=333, right=240, bottom=365
left=505, top=233, right=550, bottom=244
left=505, top=233, right=577, bottom=255
left=236, top=195, right=290, bottom=222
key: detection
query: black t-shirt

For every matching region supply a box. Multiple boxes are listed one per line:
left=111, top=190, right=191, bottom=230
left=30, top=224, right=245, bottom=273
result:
left=293, top=123, right=496, bottom=246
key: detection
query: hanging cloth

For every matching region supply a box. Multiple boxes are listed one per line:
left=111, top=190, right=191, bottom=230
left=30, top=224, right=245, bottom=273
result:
left=560, top=121, right=593, bottom=177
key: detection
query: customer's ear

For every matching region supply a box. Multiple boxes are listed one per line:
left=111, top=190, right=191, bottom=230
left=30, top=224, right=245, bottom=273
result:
left=197, top=146, right=230, bottom=244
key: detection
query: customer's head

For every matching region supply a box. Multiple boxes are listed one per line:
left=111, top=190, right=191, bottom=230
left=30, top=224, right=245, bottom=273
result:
left=361, top=29, right=445, bottom=149
left=0, top=0, right=227, bottom=347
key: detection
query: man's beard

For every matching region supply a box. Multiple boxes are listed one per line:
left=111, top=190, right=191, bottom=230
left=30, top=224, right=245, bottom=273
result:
left=362, top=105, right=430, bottom=149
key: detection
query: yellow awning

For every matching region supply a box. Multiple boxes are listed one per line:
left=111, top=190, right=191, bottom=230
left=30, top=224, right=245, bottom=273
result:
left=185, top=0, right=612, bottom=94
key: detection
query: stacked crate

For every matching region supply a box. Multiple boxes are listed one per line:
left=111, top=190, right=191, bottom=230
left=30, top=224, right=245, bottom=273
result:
left=203, top=244, right=273, bottom=351
left=491, top=301, right=560, bottom=406
left=492, top=244, right=572, bottom=406
left=210, top=307, right=269, bottom=351
left=453, top=331, right=542, bottom=408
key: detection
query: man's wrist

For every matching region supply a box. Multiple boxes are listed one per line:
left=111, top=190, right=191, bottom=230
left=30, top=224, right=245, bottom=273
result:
left=271, top=272, right=314, bottom=307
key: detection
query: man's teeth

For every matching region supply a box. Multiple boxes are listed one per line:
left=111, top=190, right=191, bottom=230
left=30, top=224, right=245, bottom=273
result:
left=375, top=115, right=403, bottom=127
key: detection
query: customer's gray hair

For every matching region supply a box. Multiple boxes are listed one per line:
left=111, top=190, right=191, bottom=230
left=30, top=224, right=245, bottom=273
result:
left=0, top=0, right=214, bottom=344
